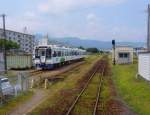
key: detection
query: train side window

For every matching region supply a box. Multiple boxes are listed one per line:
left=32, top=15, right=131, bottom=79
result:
left=53, top=51, right=57, bottom=57
left=62, top=51, right=64, bottom=56
left=58, top=51, right=61, bottom=57
left=71, top=51, right=72, bottom=56
left=46, top=49, right=51, bottom=58
left=60, top=51, right=63, bottom=57
left=61, top=51, right=63, bottom=56
left=35, top=49, right=40, bottom=58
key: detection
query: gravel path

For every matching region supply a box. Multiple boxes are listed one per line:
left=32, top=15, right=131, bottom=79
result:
left=9, top=89, right=48, bottom=115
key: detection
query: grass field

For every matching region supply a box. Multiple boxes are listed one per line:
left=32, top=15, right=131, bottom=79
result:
left=112, top=62, right=150, bottom=115
left=0, top=91, right=33, bottom=115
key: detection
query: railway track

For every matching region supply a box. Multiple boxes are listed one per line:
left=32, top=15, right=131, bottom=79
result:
left=29, top=70, right=44, bottom=76
left=29, top=61, right=85, bottom=78
left=93, top=67, right=105, bottom=115
left=66, top=56, right=108, bottom=115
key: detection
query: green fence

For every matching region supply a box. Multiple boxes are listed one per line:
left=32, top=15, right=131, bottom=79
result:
left=7, top=55, right=32, bottom=69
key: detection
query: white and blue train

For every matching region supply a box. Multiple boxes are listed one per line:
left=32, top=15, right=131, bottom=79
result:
left=34, top=45, right=86, bottom=69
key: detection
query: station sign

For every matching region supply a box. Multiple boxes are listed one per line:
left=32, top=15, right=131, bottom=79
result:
left=0, top=52, right=4, bottom=72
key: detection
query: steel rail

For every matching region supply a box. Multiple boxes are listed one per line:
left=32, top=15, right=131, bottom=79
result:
left=66, top=64, right=100, bottom=115
left=93, top=66, right=105, bottom=115
left=30, top=70, right=44, bottom=76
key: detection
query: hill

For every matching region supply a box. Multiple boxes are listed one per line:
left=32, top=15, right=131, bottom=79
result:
left=35, top=34, right=146, bottom=49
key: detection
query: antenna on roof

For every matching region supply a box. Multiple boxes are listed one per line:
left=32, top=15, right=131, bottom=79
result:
left=23, top=27, right=27, bottom=34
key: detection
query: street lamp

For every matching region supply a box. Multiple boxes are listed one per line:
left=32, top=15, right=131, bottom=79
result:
left=0, top=14, right=7, bottom=73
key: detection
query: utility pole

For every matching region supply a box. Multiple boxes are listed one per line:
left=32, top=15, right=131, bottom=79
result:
left=112, top=40, right=116, bottom=65
left=147, top=4, right=150, bottom=52
left=0, top=14, right=7, bottom=73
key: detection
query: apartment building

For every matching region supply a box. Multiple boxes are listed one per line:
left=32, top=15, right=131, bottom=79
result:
left=0, top=28, right=35, bottom=54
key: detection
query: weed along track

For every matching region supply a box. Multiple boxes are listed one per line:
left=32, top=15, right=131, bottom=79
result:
left=66, top=56, right=109, bottom=115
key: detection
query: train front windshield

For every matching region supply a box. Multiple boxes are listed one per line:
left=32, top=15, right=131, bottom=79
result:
left=35, top=48, right=51, bottom=58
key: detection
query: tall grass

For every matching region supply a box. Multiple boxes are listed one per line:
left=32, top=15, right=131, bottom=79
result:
left=112, top=63, right=150, bottom=115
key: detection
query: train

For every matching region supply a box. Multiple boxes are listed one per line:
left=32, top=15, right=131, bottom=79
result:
left=33, top=45, right=86, bottom=69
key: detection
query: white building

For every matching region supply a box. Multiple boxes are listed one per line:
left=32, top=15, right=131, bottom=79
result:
left=138, top=53, right=150, bottom=81
left=112, top=46, right=134, bottom=64
left=38, top=35, right=48, bottom=46
left=138, top=5, right=150, bottom=81
left=134, top=47, right=147, bottom=56
left=0, top=28, right=35, bottom=54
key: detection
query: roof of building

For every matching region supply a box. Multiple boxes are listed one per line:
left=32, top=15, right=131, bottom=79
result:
left=0, top=28, right=34, bottom=36
left=115, top=45, right=133, bottom=48
left=138, top=51, right=150, bottom=54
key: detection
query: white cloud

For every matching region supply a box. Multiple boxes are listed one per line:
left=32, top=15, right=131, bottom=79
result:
left=24, top=11, right=36, bottom=18
left=87, top=13, right=97, bottom=22
left=87, top=13, right=98, bottom=25
left=4, top=0, right=144, bottom=42
left=110, top=26, right=146, bottom=41
left=6, top=15, right=45, bottom=34
left=38, top=2, right=50, bottom=13
left=37, top=0, right=125, bottom=14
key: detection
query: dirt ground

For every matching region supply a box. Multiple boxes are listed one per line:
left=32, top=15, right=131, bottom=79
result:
left=106, top=77, right=137, bottom=115
left=9, top=89, right=48, bottom=115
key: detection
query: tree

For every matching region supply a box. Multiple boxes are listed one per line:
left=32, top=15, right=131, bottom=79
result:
left=78, top=46, right=85, bottom=50
left=99, top=50, right=104, bottom=54
left=0, top=39, right=20, bottom=50
left=86, top=48, right=99, bottom=53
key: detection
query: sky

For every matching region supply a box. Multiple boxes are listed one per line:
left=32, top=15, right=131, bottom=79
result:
left=0, top=0, right=150, bottom=42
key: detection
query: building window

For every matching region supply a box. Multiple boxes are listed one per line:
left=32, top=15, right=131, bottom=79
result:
left=124, top=53, right=129, bottom=58
left=119, top=53, right=123, bottom=58
left=119, top=53, right=129, bottom=58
